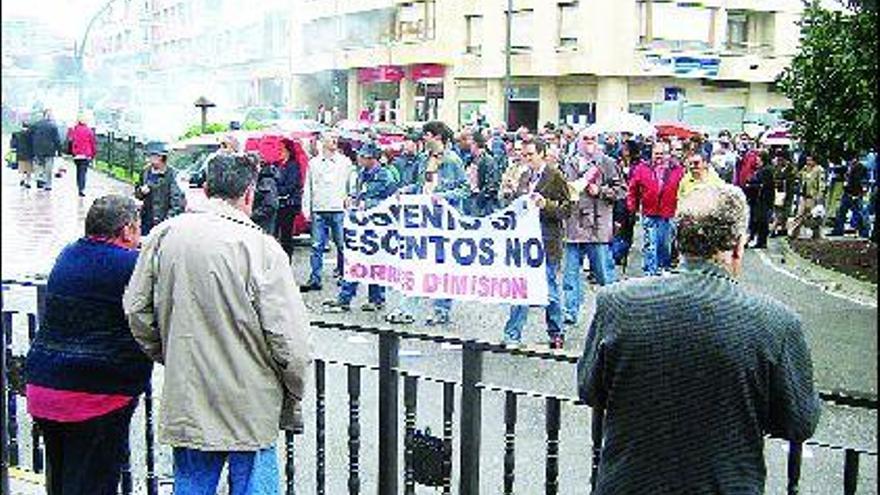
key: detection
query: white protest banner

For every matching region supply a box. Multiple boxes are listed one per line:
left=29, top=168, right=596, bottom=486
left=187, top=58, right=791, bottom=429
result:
left=342, top=194, right=549, bottom=305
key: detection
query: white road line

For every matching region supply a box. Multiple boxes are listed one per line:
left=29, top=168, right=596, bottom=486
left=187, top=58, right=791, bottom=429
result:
left=755, top=250, right=877, bottom=309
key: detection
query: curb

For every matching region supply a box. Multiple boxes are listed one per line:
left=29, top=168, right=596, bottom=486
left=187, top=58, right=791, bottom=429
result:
left=776, top=239, right=877, bottom=306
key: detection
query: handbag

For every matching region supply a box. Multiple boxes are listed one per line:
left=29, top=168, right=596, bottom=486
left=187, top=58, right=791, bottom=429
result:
left=411, top=427, right=449, bottom=487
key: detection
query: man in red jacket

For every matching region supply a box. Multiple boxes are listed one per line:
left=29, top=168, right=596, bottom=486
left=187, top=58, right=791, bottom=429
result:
left=626, top=141, right=684, bottom=275
left=67, top=114, right=98, bottom=197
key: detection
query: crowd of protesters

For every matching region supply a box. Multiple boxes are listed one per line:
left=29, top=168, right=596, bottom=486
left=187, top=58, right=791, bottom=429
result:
left=9, top=113, right=868, bottom=493
left=234, top=119, right=876, bottom=347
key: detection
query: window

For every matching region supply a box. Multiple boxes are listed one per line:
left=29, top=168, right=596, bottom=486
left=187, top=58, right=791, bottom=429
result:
left=465, top=15, right=482, bottom=55
left=638, top=1, right=711, bottom=51
left=510, top=9, right=533, bottom=50
left=558, top=2, right=579, bottom=49
left=397, top=0, right=436, bottom=43
left=559, top=102, right=595, bottom=125
left=727, top=11, right=747, bottom=50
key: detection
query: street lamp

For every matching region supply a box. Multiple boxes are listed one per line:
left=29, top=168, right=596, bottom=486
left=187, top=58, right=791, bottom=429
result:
left=194, top=96, right=216, bottom=133
left=74, top=0, right=121, bottom=112
left=504, top=0, right=513, bottom=127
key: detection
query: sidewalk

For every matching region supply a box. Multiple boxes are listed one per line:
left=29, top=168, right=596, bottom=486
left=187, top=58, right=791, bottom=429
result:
left=1, top=158, right=132, bottom=279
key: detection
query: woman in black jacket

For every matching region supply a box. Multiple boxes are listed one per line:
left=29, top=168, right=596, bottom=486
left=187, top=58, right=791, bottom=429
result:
left=745, top=152, right=775, bottom=248
left=275, top=139, right=303, bottom=257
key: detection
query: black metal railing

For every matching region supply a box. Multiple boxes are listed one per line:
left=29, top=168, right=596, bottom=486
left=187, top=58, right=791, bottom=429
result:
left=1, top=278, right=877, bottom=494
left=95, top=132, right=146, bottom=182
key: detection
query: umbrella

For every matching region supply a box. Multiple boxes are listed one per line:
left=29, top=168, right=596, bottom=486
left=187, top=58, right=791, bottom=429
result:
left=654, top=121, right=700, bottom=140
left=584, top=112, right=656, bottom=137
left=759, top=127, right=792, bottom=146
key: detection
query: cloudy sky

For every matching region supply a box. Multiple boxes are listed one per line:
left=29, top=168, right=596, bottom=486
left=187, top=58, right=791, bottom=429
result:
left=2, top=0, right=108, bottom=39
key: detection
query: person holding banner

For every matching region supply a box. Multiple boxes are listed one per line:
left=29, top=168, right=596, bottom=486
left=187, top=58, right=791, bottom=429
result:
left=381, top=137, right=471, bottom=325
left=323, top=142, right=398, bottom=313
left=419, top=121, right=471, bottom=325
left=502, top=138, right=572, bottom=349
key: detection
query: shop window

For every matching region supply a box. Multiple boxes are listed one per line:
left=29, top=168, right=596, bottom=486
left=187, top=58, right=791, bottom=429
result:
left=465, top=15, right=483, bottom=55
left=559, top=102, right=595, bottom=125
left=558, top=2, right=579, bottom=49
left=629, top=103, right=652, bottom=122
left=459, top=101, right=488, bottom=128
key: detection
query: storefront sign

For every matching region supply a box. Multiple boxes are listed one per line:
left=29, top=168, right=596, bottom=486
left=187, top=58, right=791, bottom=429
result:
left=643, top=53, right=720, bottom=78
left=357, top=65, right=406, bottom=84
left=409, top=63, right=446, bottom=82
left=342, top=195, right=549, bottom=305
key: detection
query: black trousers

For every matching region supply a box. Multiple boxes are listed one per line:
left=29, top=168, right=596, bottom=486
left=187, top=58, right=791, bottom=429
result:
left=37, top=401, right=136, bottom=495
left=276, top=205, right=297, bottom=256
left=73, top=158, right=90, bottom=194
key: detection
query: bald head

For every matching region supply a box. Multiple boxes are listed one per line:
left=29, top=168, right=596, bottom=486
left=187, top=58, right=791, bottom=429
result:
left=676, top=185, right=749, bottom=260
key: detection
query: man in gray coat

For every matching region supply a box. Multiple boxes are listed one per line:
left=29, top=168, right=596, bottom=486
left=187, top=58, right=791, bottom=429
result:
left=124, top=153, right=311, bottom=493
left=29, top=109, right=62, bottom=190
left=561, top=130, right=625, bottom=325
left=577, top=184, right=820, bottom=494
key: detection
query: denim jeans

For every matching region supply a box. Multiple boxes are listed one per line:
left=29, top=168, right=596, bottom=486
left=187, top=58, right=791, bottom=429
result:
left=503, top=258, right=562, bottom=342
left=833, top=194, right=869, bottom=237
left=562, top=243, right=616, bottom=323
left=309, top=211, right=344, bottom=285
left=339, top=281, right=385, bottom=306
left=173, top=445, right=279, bottom=495
left=73, top=158, right=90, bottom=194
left=642, top=216, right=674, bottom=275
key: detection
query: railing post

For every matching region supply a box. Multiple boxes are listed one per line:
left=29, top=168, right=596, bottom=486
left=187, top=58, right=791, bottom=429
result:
left=315, top=359, right=326, bottom=495
left=26, top=314, right=42, bottom=474
left=843, top=449, right=859, bottom=495
left=545, top=397, right=561, bottom=495
left=35, top=282, right=46, bottom=333
left=590, top=406, right=604, bottom=490
left=285, top=430, right=295, bottom=495
left=0, top=310, right=10, bottom=495
left=786, top=441, right=802, bottom=495
left=145, top=382, right=158, bottom=495
left=3, top=311, right=18, bottom=469
left=403, top=374, right=417, bottom=495
left=347, top=365, right=362, bottom=495
left=378, top=333, right=399, bottom=495
left=459, top=341, right=483, bottom=494
left=503, top=391, right=517, bottom=495
left=119, top=443, right=132, bottom=495
left=442, top=381, right=454, bottom=494
left=128, top=136, right=135, bottom=179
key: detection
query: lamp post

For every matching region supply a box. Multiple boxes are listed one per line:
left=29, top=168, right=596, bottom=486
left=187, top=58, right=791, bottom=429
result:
left=74, top=0, right=120, bottom=112
left=504, top=0, right=513, bottom=128
left=194, top=96, right=216, bottom=133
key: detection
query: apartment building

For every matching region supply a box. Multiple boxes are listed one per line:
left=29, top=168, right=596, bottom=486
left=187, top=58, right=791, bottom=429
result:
left=85, top=0, right=294, bottom=137
left=291, top=0, right=802, bottom=133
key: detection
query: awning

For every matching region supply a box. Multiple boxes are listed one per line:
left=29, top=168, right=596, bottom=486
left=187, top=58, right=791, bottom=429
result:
left=357, top=65, right=405, bottom=84
left=409, top=63, right=445, bottom=82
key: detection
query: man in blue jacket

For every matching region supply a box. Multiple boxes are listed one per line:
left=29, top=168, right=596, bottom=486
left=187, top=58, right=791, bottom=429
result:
left=323, top=142, right=397, bottom=313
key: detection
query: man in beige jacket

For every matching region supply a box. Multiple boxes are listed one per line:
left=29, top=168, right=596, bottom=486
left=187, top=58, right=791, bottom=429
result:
left=123, top=153, right=311, bottom=493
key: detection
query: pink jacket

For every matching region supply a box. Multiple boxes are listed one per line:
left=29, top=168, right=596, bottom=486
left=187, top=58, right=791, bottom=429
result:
left=626, top=159, right=685, bottom=219
left=67, top=123, right=97, bottom=159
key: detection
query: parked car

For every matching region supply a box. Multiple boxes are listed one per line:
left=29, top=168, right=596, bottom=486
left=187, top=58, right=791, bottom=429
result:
left=167, top=134, right=222, bottom=188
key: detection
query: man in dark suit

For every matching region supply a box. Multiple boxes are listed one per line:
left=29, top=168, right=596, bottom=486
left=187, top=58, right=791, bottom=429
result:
left=577, top=184, right=821, bottom=494
left=502, top=138, right=571, bottom=349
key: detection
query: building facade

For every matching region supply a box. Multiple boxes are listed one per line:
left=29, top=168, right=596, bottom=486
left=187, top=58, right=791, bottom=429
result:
left=85, top=0, right=294, bottom=139
left=291, top=0, right=802, bottom=133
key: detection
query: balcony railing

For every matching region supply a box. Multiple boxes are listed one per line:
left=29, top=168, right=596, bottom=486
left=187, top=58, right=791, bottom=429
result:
left=1, top=278, right=877, bottom=494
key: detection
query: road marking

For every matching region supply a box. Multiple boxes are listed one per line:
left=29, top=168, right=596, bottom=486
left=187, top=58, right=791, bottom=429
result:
left=400, top=349, right=423, bottom=358
left=346, top=335, right=370, bottom=344
left=755, top=250, right=877, bottom=309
